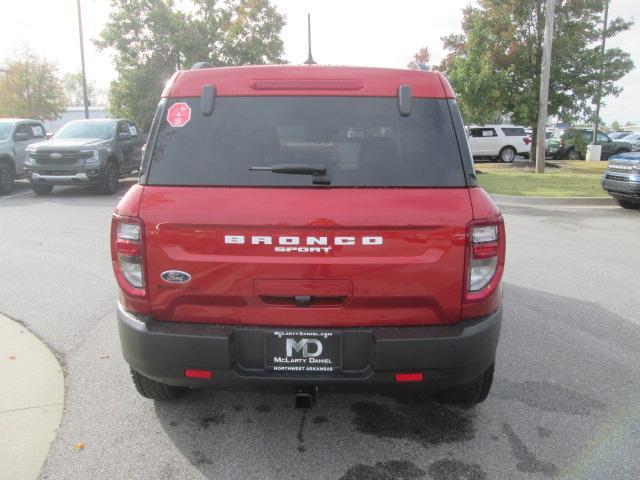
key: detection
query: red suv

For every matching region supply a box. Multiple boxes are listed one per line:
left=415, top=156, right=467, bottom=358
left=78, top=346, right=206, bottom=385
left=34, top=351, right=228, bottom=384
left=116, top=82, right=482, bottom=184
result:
left=111, top=65, right=505, bottom=407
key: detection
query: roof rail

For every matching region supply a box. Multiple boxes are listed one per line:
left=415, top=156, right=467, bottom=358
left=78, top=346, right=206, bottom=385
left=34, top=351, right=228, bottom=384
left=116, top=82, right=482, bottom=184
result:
left=191, top=62, right=214, bottom=70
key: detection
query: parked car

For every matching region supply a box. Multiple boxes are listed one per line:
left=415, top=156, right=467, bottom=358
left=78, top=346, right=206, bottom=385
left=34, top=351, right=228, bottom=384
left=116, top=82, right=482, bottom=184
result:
left=25, top=119, right=144, bottom=195
left=547, top=128, right=633, bottom=160
left=467, top=125, right=531, bottom=162
left=601, top=151, right=640, bottom=209
left=0, top=119, right=48, bottom=194
left=608, top=131, right=633, bottom=140
left=111, top=65, right=505, bottom=407
left=620, top=133, right=640, bottom=151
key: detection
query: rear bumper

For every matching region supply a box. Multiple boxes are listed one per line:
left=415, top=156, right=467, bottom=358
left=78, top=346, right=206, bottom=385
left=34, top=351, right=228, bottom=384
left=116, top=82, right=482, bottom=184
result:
left=117, top=303, right=502, bottom=392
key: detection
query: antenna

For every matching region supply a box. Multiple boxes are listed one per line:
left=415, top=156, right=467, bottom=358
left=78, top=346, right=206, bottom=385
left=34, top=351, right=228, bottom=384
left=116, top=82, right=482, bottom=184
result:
left=303, top=14, right=316, bottom=65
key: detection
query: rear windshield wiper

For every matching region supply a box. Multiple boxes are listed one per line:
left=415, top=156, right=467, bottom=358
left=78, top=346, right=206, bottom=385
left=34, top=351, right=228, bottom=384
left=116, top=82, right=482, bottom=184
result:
left=250, top=164, right=327, bottom=175
left=249, top=164, right=331, bottom=185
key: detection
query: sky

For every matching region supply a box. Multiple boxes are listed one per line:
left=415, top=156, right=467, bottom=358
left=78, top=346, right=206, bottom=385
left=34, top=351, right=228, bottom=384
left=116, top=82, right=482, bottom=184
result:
left=0, top=0, right=638, bottom=125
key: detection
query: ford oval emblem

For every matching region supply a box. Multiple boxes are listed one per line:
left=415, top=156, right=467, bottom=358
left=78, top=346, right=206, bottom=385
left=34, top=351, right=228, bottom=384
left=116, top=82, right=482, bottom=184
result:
left=161, top=270, right=191, bottom=284
left=50, top=153, right=62, bottom=159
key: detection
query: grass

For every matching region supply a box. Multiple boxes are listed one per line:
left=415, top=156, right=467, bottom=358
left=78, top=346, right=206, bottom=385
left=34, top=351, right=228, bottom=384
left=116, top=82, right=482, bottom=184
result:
left=476, top=160, right=609, bottom=197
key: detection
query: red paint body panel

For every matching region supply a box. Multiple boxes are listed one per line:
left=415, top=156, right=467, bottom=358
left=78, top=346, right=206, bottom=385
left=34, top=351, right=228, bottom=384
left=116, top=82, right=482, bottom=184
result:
left=113, top=183, right=144, bottom=217
left=136, top=187, right=473, bottom=327
left=468, top=187, right=501, bottom=220
left=165, top=66, right=453, bottom=99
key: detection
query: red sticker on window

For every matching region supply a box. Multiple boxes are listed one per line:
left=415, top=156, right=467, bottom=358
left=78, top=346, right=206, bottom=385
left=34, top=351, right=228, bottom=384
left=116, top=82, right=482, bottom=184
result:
left=166, top=102, right=191, bottom=127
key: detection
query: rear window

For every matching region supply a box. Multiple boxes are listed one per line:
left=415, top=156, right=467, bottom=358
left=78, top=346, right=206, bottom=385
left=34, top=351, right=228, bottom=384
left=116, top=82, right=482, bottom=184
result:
left=501, top=127, right=526, bottom=136
left=469, top=128, right=497, bottom=138
left=146, top=97, right=466, bottom=187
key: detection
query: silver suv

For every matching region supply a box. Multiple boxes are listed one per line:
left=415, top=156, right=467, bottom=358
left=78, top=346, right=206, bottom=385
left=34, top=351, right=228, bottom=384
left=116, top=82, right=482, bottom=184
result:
left=0, top=119, right=48, bottom=194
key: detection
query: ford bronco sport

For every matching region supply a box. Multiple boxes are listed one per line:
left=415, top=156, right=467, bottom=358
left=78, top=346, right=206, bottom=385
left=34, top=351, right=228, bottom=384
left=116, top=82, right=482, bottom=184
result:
left=112, top=65, right=505, bottom=406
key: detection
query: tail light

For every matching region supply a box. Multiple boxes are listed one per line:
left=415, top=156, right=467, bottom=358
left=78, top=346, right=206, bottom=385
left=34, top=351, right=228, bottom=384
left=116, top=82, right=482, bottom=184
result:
left=559, top=139, right=565, bottom=147
left=523, top=136, right=531, bottom=145
left=463, top=218, right=505, bottom=317
left=111, top=216, right=146, bottom=298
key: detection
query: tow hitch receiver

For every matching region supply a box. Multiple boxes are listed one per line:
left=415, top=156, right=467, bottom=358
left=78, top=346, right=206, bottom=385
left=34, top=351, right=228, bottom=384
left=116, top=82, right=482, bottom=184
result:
left=295, top=387, right=317, bottom=410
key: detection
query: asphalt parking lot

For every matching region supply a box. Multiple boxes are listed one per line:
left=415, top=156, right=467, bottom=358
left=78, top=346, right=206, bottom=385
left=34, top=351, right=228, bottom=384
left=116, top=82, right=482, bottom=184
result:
left=1, top=179, right=639, bottom=480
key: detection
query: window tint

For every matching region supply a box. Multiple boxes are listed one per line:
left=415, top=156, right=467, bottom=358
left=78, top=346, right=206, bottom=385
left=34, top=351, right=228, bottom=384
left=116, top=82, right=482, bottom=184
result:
left=14, top=123, right=32, bottom=138
left=147, top=97, right=466, bottom=187
left=501, top=127, right=526, bottom=136
left=0, top=123, right=11, bottom=140
left=55, top=121, right=115, bottom=140
left=470, top=128, right=497, bottom=138
left=596, top=132, right=609, bottom=143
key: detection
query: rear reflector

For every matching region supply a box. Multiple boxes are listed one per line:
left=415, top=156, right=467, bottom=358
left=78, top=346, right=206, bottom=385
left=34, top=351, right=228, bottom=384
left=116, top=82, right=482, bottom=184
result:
left=184, top=369, right=213, bottom=380
left=395, top=372, right=424, bottom=383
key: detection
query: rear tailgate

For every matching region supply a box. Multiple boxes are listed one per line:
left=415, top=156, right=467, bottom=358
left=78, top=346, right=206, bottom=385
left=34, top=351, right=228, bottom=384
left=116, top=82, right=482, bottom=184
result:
left=139, top=187, right=472, bottom=327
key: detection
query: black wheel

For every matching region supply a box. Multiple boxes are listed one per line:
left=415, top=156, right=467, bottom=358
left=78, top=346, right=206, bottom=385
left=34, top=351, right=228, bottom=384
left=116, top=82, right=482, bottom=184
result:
left=499, top=146, right=516, bottom=163
left=99, top=162, right=119, bottom=194
left=0, top=163, right=14, bottom=195
left=617, top=199, right=639, bottom=210
left=566, top=148, right=581, bottom=160
left=130, top=369, right=188, bottom=400
left=436, top=363, right=494, bottom=406
left=31, top=183, right=53, bottom=196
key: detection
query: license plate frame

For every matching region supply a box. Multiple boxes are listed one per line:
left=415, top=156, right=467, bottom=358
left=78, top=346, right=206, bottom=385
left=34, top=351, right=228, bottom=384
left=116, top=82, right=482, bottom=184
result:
left=264, top=330, right=343, bottom=373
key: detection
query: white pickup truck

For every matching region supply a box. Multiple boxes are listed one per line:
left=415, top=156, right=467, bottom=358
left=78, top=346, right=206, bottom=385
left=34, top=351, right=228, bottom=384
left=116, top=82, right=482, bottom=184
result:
left=467, top=125, right=531, bottom=163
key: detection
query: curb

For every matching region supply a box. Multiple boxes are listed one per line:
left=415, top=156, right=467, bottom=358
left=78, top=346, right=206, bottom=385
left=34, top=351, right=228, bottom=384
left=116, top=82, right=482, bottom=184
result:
left=0, top=314, right=64, bottom=480
left=490, top=194, right=616, bottom=207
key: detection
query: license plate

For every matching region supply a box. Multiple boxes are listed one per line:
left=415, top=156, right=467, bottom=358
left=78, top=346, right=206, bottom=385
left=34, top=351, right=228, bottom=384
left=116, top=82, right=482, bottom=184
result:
left=264, top=330, right=342, bottom=373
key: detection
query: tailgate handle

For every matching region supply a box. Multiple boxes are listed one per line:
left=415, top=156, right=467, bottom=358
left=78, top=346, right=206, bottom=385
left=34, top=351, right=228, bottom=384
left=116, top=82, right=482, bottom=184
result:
left=259, top=295, right=348, bottom=308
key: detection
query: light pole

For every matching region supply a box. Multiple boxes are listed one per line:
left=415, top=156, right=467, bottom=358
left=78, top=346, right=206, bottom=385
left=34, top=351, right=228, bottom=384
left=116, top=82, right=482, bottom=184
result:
left=592, top=0, right=609, bottom=143
left=76, top=0, right=90, bottom=119
left=535, top=0, right=556, bottom=174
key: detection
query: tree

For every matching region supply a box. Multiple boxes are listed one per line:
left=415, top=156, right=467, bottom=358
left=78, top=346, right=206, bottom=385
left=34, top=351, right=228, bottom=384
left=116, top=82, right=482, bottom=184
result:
left=407, top=47, right=431, bottom=70
left=439, top=0, right=634, bottom=161
left=0, top=50, right=66, bottom=120
left=96, top=0, right=286, bottom=130
left=610, top=120, right=620, bottom=130
left=63, top=71, right=97, bottom=107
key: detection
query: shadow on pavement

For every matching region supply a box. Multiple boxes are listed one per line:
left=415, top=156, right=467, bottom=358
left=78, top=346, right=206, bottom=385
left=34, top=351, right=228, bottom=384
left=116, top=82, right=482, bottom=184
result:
left=151, top=283, right=640, bottom=480
left=0, top=178, right=138, bottom=206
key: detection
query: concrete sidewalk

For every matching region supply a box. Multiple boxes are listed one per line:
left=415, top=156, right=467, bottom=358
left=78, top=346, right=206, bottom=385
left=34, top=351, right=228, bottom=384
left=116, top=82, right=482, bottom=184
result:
left=0, top=314, right=64, bottom=480
left=490, top=193, right=616, bottom=207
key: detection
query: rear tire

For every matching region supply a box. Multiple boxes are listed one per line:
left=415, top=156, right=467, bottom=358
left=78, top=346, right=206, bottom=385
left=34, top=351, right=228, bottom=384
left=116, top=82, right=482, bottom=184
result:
left=0, top=163, right=14, bottom=195
left=31, top=183, right=53, bottom=196
left=130, top=369, right=188, bottom=400
left=436, top=363, right=494, bottom=406
left=499, top=146, right=516, bottom=163
left=617, top=199, right=639, bottom=210
left=566, top=148, right=581, bottom=160
left=99, top=162, right=119, bottom=195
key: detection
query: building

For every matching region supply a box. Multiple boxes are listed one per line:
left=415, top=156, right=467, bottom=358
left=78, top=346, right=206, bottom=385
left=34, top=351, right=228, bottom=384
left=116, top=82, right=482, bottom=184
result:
left=44, top=106, right=109, bottom=133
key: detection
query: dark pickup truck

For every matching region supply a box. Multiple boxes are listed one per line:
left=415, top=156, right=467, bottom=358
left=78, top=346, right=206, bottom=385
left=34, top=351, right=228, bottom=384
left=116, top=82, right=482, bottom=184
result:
left=25, top=119, right=145, bottom=195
